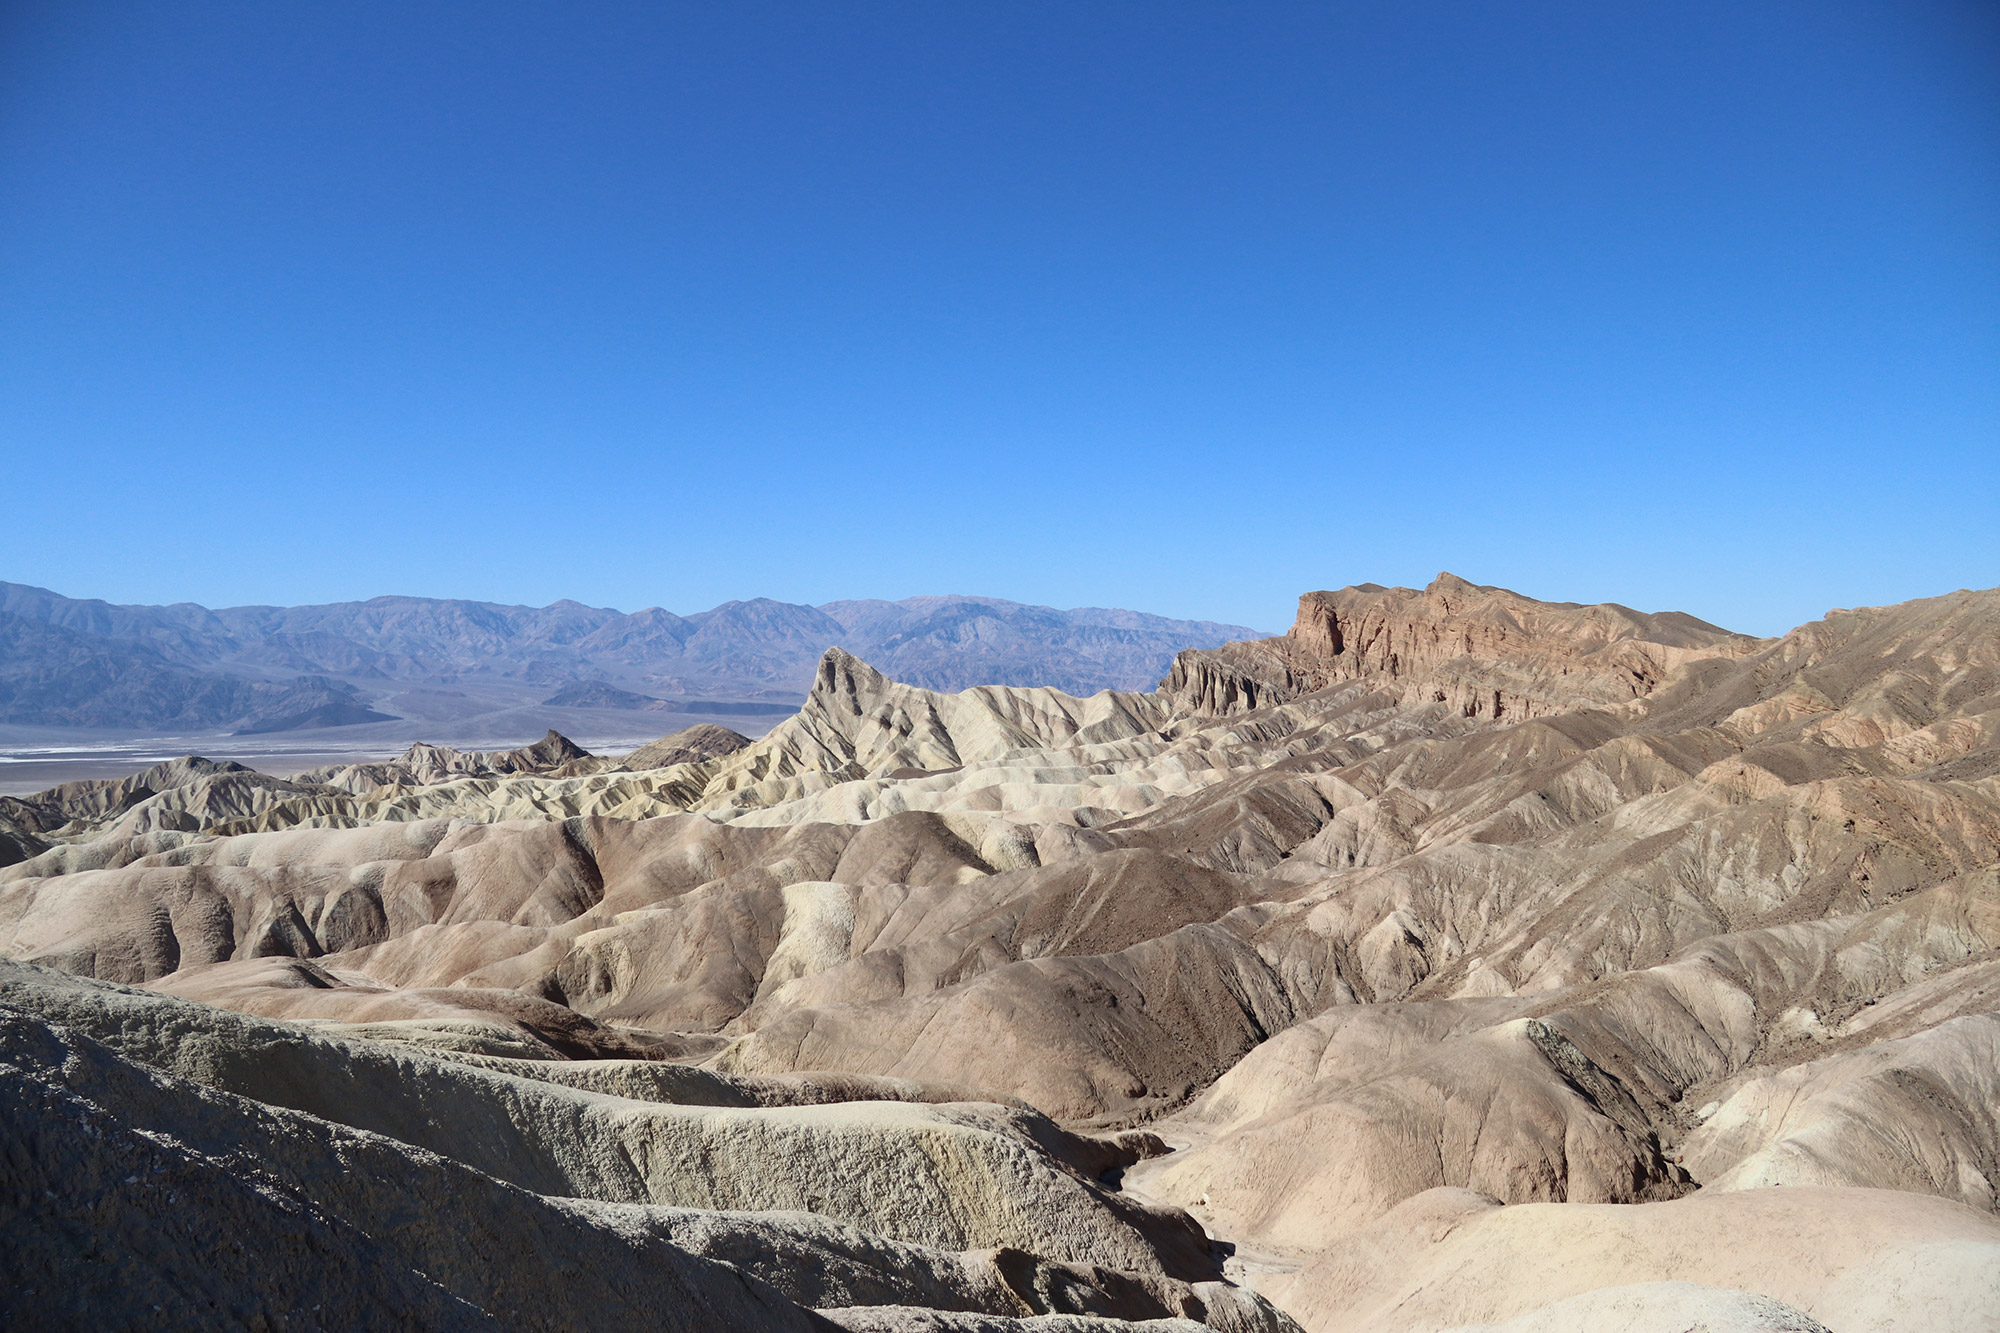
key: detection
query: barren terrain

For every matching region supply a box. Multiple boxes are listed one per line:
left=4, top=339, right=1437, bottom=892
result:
left=6, top=572, right=1998, bottom=1331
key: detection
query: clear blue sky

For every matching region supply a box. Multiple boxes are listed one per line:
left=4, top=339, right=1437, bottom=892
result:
left=2, top=2, right=1994, bottom=637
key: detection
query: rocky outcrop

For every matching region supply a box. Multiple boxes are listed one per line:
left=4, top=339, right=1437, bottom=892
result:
left=1, top=961, right=1221, bottom=1274
left=1, top=959, right=1309, bottom=1330
left=1160, top=642, right=1313, bottom=717
left=1167, top=573, right=1756, bottom=720
left=0, top=985, right=832, bottom=1332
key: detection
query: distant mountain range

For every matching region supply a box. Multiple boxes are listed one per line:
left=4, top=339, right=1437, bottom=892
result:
left=0, top=583, right=1265, bottom=734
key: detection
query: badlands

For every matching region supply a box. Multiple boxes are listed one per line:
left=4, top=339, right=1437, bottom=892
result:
left=5, top=571, right=2000, bottom=1331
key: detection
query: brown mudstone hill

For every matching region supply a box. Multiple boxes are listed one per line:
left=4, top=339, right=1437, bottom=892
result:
left=4, top=572, right=1998, bottom=1331
left=1165, top=571, right=1758, bottom=720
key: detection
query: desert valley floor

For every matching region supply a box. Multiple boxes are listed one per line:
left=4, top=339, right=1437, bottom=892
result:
left=5, top=573, right=2000, bottom=1331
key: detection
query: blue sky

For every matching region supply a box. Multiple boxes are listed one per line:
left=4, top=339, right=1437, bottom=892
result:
left=1, top=2, right=1994, bottom=637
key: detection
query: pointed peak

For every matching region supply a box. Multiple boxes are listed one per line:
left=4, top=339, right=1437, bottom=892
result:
left=809, top=647, right=897, bottom=711
left=816, top=645, right=889, bottom=683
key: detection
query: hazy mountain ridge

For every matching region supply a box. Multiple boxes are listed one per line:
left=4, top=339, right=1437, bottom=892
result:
left=0, top=582, right=1266, bottom=732
left=0, top=609, right=394, bottom=733
left=822, top=596, right=1267, bottom=694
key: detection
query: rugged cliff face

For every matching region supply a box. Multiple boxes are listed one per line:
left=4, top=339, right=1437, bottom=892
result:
left=1167, top=572, right=1757, bottom=721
